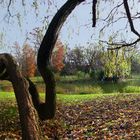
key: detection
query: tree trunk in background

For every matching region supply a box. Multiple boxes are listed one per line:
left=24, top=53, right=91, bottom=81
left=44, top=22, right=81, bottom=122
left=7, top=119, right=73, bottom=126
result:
left=0, top=54, right=41, bottom=140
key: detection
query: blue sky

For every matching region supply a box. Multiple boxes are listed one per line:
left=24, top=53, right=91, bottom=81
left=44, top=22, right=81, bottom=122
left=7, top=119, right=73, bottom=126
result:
left=0, top=0, right=140, bottom=52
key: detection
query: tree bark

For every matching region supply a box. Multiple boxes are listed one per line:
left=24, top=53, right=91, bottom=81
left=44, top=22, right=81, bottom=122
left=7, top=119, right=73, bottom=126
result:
left=0, top=54, right=41, bottom=140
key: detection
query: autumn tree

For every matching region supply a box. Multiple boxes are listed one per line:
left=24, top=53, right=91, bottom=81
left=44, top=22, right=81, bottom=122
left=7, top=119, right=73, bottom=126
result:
left=29, top=28, right=65, bottom=73
left=51, top=39, right=65, bottom=72
left=12, top=42, right=36, bottom=77
left=22, top=43, right=36, bottom=77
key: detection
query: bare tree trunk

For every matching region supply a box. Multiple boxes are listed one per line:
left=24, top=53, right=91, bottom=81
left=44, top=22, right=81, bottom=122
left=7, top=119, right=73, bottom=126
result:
left=0, top=54, right=41, bottom=140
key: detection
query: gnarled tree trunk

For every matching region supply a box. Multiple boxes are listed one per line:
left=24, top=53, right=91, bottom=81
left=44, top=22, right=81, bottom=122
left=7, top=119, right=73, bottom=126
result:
left=0, top=54, right=41, bottom=140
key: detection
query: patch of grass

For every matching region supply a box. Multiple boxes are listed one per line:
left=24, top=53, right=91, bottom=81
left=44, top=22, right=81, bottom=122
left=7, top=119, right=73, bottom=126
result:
left=57, top=94, right=100, bottom=104
left=0, top=91, right=118, bottom=105
left=56, top=93, right=119, bottom=104
left=0, top=92, right=15, bottom=100
left=122, top=86, right=140, bottom=93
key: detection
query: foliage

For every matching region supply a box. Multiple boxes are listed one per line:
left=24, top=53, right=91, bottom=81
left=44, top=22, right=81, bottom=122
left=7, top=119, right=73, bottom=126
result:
left=89, top=70, right=105, bottom=81
left=22, top=43, right=36, bottom=77
left=62, top=46, right=85, bottom=75
left=63, top=43, right=132, bottom=80
left=76, top=71, right=86, bottom=78
left=13, top=42, right=36, bottom=77
left=62, top=44, right=104, bottom=76
left=103, top=48, right=131, bottom=78
left=131, top=52, right=140, bottom=74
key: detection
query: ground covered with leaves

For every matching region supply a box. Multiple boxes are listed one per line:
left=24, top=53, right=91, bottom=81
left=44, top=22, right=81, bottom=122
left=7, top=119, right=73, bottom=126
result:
left=1, top=94, right=140, bottom=139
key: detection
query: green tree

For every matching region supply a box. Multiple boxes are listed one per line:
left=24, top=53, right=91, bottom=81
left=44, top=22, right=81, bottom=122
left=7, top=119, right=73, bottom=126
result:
left=104, top=48, right=131, bottom=78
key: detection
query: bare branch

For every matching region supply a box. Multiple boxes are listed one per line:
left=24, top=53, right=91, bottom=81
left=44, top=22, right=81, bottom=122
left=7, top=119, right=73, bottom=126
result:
left=103, top=2, right=123, bottom=21
left=7, top=0, right=12, bottom=17
left=99, top=38, right=140, bottom=50
left=123, top=0, right=140, bottom=38
left=92, top=0, right=97, bottom=27
left=100, top=16, right=127, bottom=33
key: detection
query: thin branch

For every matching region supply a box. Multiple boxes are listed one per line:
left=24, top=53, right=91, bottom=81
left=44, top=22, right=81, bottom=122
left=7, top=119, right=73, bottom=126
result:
left=123, top=0, right=140, bottom=38
left=103, top=2, right=123, bottom=21
left=7, top=0, right=12, bottom=17
left=22, top=0, right=25, bottom=6
left=100, top=16, right=127, bottom=33
left=99, top=38, right=140, bottom=50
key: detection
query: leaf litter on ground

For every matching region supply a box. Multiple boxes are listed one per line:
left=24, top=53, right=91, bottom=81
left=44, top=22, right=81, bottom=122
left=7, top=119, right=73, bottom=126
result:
left=0, top=94, right=140, bottom=139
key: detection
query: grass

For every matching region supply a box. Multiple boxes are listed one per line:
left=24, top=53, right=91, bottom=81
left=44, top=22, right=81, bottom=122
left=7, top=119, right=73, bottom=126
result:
left=0, top=91, right=107, bottom=103
left=1, top=91, right=140, bottom=105
left=57, top=93, right=103, bottom=104
left=0, top=92, right=16, bottom=100
left=122, top=86, right=140, bottom=93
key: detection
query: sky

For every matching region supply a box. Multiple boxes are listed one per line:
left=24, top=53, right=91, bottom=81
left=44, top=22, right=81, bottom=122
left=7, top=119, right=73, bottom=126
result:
left=0, top=0, right=140, bottom=53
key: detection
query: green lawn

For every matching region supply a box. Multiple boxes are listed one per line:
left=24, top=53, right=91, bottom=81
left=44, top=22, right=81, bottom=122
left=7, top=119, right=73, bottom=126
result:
left=0, top=91, right=105, bottom=102
left=1, top=91, right=140, bottom=104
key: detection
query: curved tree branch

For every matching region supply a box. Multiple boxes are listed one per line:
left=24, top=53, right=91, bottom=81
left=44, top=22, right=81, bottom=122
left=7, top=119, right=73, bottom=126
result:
left=36, top=0, right=85, bottom=120
left=123, top=0, right=140, bottom=38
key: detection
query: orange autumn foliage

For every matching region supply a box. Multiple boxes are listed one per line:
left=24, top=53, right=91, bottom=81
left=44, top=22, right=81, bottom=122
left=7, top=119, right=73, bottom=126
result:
left=51, top=40, right=65, bottom=72
left=22, top=44, right=36, bottom=77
